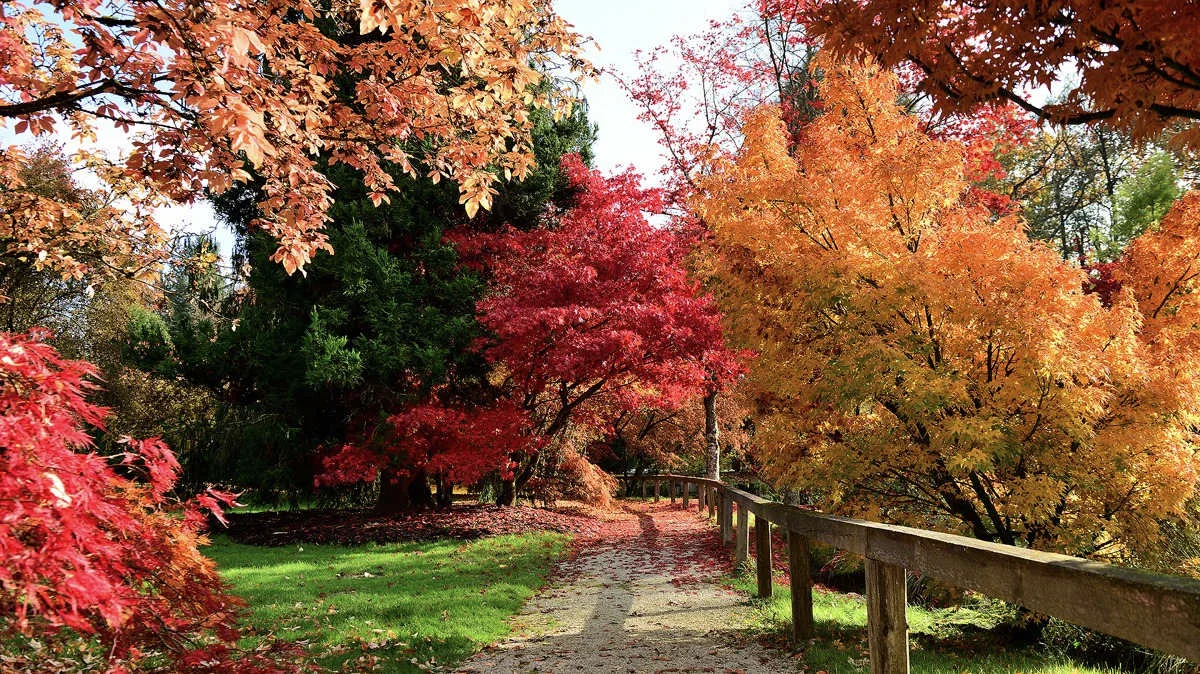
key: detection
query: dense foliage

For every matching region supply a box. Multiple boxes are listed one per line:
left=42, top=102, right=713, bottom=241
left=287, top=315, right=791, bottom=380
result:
left=0, top=0, right=589, bottom=273
left=695, top=58, right=1200, bottom=561
left=0, top=331, right=305, bottom=672
left=809, top=0, right=1200, bottom=147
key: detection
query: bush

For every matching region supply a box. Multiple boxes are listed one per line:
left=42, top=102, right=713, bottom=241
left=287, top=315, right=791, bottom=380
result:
left=0, top=330, right=305, bottom=672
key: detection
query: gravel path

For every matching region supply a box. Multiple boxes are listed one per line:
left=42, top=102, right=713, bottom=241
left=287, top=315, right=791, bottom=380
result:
left=455, top=501, right=789, bottom=674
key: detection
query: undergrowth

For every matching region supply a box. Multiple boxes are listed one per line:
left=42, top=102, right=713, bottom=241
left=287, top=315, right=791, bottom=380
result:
left=727, top=573, right=1126, bottom=674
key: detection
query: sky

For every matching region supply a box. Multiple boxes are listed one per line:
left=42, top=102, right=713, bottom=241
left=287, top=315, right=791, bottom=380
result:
left=556, top=0, right=743, bottom=176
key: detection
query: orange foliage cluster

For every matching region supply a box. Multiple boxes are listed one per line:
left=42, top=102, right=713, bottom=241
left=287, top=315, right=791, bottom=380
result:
left=1, top=0, right=588, bottom=274
left=0, top=146, right=167, bottom=297
left=810, top=0, right=1200, bottom=147
left=696, top=58, right=1200, bottom=559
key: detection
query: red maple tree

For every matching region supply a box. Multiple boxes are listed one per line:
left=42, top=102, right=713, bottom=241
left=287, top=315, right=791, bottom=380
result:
left=455, top=155, right=743, bottom=504
left=316, top=400, right=538, bottom=511
left=0, top=330, right=302, bottom=672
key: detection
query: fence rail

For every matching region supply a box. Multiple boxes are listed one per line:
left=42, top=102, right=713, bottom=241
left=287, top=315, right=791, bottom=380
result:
left=624, top=473, right=1200, bottom=674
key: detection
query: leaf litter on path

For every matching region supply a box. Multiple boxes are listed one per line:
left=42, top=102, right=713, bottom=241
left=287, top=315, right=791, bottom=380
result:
left=455, top=501, right=794, bottom=674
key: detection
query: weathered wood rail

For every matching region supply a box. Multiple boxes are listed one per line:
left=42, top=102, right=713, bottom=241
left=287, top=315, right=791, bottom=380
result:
left=626, top=473, right=1200, bottom=674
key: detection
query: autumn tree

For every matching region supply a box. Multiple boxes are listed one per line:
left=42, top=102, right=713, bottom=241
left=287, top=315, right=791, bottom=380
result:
left=603, top=387, right=753, bottom=489
left=0, top=145, right=164, bottom=311
left=696, top=58, right=1200, bottom=560
left=1, top=0, right=588, bottom=274
left=0, top=330, right=308, bottom=672
left=630, top=3, right=1032, bottom=485
left=455, top=155, right=742, bottom=505
left=627, top=3, right=822, bottom=196
left=808, top=0, right=1200, bottom=147
left=175, top=102, right=597, bottom=509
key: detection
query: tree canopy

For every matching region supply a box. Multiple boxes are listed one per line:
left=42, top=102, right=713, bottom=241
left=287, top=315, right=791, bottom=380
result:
left=695, top=58, right=1200, bottom=558
left=809, top=0, right=1200, bottom=147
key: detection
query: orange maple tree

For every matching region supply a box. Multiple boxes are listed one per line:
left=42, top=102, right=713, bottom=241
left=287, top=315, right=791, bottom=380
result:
left=0, top=145, right=166, bottom=304
left=1, top=0, right=588, bottom=274
left=696, top=57, right=1200, bottom=559
left=808, top=0, right=1200, bottom=147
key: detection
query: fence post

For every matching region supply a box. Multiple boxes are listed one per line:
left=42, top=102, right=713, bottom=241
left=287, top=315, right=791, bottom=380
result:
left=755, top=518, right=773, bottom=598
left=654, top=478, right=661, bottom=502
left=865, top=559, right=909, bottom=674
left=735, top=502, right=749, bottom=567
left=669, top=480, right=676, bottom=504
left=682, top=481, right=690, bottom=508
left=707, top=487, right=717, bottom=519
left=721, top=492, right=733, bottom=543
left=788, top=531, right=815, bottom=644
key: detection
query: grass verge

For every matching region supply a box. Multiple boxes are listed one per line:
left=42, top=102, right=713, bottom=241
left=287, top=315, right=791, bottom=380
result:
left=727, top=573, right=1122, bottom=674
left=205, top=532, right=569, bottom=673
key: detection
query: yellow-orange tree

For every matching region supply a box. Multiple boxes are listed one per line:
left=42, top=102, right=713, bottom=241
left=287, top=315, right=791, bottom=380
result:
left=695, top=58, right=1200, bottom=559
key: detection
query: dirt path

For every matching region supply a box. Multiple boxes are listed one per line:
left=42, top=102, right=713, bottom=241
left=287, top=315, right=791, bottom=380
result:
left=455, top=501, right=790, bottom=674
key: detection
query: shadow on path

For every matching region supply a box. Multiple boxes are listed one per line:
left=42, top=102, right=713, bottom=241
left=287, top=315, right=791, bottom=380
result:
left=455, top=502, right=788, bottom=674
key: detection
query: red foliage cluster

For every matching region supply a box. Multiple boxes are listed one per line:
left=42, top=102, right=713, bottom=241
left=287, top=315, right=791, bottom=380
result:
left=314, top=442, right=383, bottom=488
left=316, top=400, right=537, bottom=489
left=0, top=330, right=302, bottom=672
left=922, top=101, right=1036, bottom=214
left=461, top=155, right=740, bottom=421
left=1083, top=260, right=1124, bottom=308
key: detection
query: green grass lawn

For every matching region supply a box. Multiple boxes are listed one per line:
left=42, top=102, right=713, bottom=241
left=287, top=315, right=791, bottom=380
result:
left=206, top=532, right=569, bottom=673
left=727, top=574, right=1123, bottom=674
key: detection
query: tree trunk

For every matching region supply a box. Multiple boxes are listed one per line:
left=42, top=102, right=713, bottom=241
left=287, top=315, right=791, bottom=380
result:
left=434, top=476, right=453, bottom=508
left=630, top=461, right=646, bottom=497
left=376, top=470, right=434, bottom=513
left=497, top=455, right=539, bottom=506
left=703, top=388, right=720, bottom=480
left=496, top=479, right=517, bottom=507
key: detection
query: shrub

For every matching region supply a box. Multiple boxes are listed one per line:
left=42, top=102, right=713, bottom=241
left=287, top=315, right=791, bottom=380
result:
left=0, top=330, right=305, bottom=672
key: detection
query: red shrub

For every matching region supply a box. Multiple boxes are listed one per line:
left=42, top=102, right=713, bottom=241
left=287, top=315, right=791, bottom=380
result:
left=0, top=330, right=304, bottom=672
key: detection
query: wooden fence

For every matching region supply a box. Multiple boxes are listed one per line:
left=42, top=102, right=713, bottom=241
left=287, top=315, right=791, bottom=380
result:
left=626, top=473, right=1200, bottom=674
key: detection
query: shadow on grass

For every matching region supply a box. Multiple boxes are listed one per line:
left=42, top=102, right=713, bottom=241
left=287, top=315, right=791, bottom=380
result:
left=205, top=532, right=569, bottom=673
left=729, top=574, right=1126, bottom=674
